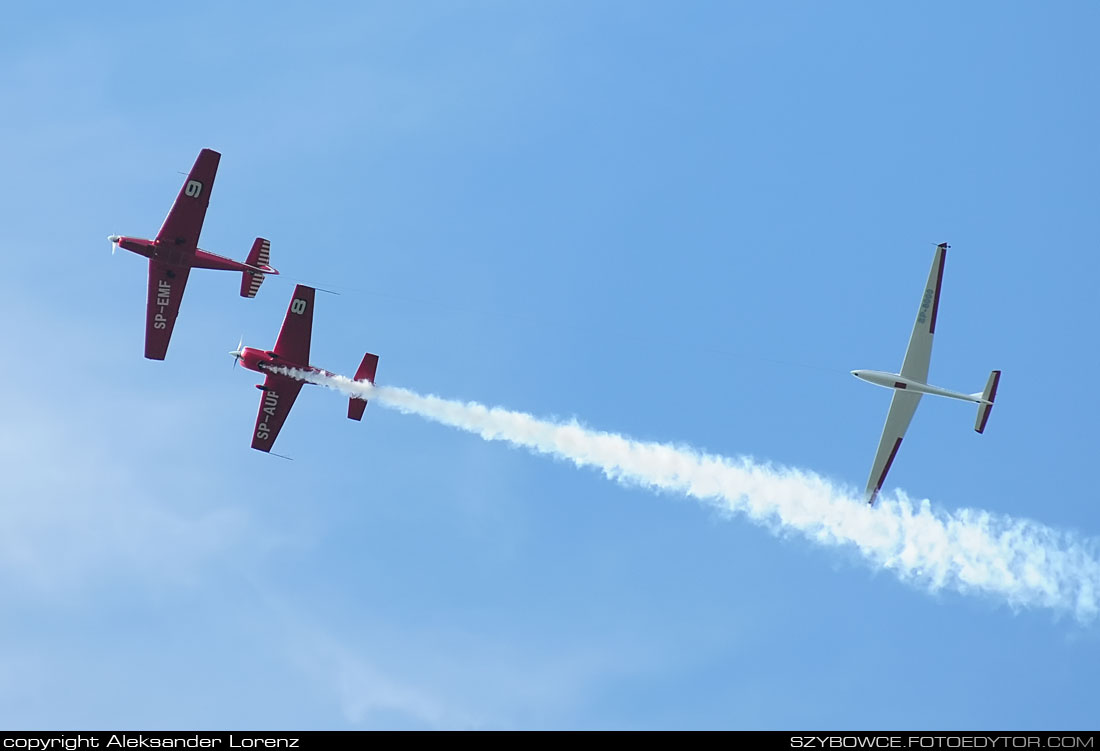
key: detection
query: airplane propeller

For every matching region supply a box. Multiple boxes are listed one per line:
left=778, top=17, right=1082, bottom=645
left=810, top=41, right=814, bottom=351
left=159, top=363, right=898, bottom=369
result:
left=230, top=335, right=244, bottom=369
left=108, top=235, right=120, bottom=255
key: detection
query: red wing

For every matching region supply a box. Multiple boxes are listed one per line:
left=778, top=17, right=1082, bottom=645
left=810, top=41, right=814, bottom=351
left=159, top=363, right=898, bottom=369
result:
left=251, top=375, right=304, bottom=452
left=273, top=284, right=315, bottom=365
left=144, top=260, right=191, bottom=360
left=154, top=148, right=221, bottom=254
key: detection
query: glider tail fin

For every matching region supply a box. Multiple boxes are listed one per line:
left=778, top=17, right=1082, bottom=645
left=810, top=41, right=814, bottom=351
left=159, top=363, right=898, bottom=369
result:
left=240, top=238, right=274, bottom=298
left=973, top=369, right=1001, bottom=434
left=348, top=353, right=380, bottom=421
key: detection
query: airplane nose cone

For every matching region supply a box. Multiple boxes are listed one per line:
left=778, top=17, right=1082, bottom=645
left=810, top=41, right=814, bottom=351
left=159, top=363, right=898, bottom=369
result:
left=108, top=235, right=121, bottom=243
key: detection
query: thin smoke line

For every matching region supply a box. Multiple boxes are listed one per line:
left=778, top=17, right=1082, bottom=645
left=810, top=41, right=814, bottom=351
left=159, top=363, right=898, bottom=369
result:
left=265, top=274, right=843, bottom=375
left=269, top=366, right=1100, bottom=622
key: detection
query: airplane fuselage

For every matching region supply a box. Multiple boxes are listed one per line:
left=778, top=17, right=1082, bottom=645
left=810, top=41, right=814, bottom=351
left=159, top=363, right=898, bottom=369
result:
left=851, top=369, right=984, bottom=404
left=112, top=235, right=267, bottom=274
left=236, top=346, right=333, bottom=383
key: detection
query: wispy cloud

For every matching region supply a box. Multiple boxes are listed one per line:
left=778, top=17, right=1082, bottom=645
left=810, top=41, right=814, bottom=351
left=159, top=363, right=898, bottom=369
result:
left=308, top=642, right=470, bottom=729
left=274, top=367, right=1100, bottom=622
left=0, top=405, right=260, bottom=596
left=272, top=597, right=676, bottom=730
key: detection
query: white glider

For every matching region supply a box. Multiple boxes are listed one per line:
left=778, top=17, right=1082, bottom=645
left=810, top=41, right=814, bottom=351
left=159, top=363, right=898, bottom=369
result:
left=853, top=243, right=1000, bottom=505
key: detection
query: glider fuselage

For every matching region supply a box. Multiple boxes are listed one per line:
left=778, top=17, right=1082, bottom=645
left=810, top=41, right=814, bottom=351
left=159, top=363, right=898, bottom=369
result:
left=851, top=370, right=983, bottom=404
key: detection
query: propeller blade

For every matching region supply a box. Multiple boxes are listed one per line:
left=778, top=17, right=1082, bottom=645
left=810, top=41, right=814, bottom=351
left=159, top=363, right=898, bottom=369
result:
left=231, top=335, right=244, bottom=369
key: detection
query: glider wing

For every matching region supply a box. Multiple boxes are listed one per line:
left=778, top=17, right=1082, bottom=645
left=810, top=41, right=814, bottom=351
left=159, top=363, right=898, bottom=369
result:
left=865, top=390, right=922, bottom=505
left=899, top=243, right=948, bottom=383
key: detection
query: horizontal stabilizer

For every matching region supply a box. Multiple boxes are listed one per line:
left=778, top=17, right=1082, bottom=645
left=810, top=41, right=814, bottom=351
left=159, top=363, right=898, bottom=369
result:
left=348, top=353, right=380, bottom=421
left=240, top=238, right=272, bottom=298
left=974, top=370, right=1001, bottom=434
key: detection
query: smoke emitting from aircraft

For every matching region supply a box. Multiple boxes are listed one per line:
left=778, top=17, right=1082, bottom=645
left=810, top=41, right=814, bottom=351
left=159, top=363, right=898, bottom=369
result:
left=270, top=366, right=1100, bottom=622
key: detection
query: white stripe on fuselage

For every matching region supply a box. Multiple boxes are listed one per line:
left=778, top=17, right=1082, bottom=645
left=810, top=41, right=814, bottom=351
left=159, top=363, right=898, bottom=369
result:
left=851, top=370, right=986, bottom=404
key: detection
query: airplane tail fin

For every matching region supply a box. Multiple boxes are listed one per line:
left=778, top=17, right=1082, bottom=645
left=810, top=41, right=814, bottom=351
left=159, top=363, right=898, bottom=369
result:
left=240, top=238, right=274, bottom=298
left=348, top=353, right=380, bottom=421
left=973, top=370, right=1001, bottom=434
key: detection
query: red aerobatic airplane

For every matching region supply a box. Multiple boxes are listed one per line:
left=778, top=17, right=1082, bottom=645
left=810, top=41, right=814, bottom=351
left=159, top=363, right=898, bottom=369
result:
left=109, top=148, right=279, bottom=360
left=230, top=284, right=380, bottom=452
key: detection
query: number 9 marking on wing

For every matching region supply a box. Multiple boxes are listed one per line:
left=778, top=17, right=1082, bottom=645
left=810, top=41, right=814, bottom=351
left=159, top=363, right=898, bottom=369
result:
left=291, top=298, right=308, bottom=315
left=185, top=180, right=203, bottom=198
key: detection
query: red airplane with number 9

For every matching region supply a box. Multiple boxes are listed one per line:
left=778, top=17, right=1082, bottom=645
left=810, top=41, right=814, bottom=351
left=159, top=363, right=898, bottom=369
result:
left=230, top=284, right=380, bottom=452
left=109, top=148, right=279, bottom=359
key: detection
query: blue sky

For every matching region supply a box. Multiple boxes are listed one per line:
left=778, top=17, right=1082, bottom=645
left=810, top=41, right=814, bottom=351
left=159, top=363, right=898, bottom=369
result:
left=1, top=1, right=1098, bottom=730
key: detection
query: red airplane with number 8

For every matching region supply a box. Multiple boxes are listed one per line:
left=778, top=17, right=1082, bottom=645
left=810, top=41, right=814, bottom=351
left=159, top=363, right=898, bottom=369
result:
left=230, top=284, right=380, bottom=452
left=109, top=148, right=278, bottom=360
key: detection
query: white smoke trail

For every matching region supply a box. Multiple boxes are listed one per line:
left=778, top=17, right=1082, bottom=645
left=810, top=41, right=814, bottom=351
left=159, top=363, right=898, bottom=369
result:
left=272, top=367, right=1100, bottom=621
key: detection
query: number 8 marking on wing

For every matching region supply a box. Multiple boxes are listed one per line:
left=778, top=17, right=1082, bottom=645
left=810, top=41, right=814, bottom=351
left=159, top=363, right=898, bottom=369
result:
left=291, top=298, right=308, bottom=315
